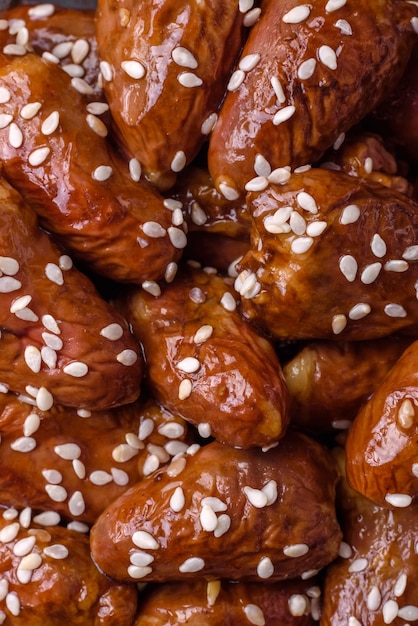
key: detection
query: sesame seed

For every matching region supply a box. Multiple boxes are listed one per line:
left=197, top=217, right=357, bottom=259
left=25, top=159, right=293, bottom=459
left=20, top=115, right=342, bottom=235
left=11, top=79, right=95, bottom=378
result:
left=42, top=469, right=62, bottom=484
left=171, top=46, right=198, bottom=69
left=384, top=259, right=409, bottom=273
left=0, top=522, right=20, bottom=542
left=220, top=291, right=237, bottom=311
left=348, top=303, right=371, bottom=320
left=92, top=165, right=113, bottom=181
left=36, top=387, right=53, bottom=411
left=298, top=58, right=316, bottom=80
left=32, top=511, right=60, bottom=526
left=218, top=181, right=240, bottom=201
left=179, top=557, right=205, bottom=573
left=257, top=556, right=274, bottom=579
left=23, top=413, right=40, bottom=437
left=170, top=150, right=187, bottom=172
left=191, top=201, right=207, bottom=226
left=28, top=3, right=55, bottom=18
left=99, top=60, right=113, bottom=81
left=325, top=0, right=347, bottom=11
left=318, top=45, right=338, bottom=70
left=394, top=572, right=407, bottom=597
left=243, top=604, right=265, bottom=626
left=170, top=486, right=185, bottom=512
left=367, top=586, right=381, bottom=611
left=262, top=480, right=278, bottom=505
left=384, top=303, right=407, bottom=318
left=364, top=157, right=373, bottom=174
left=68, top=491, right=85, bottom=516
left=3, top=43, right=26, bottom=56
left=290, top=211, right=306, bottom=235
left=67, top=521, right=89, bottom=533
left=245, top=176, right=269, bottom=192
left=89, top=470, right=113, bottom=486
left=412, top=463, right=418, bottom=477
left=297, top=191, right=318, bottom=213
left=42, top=314, right=60, bottom=334
left=141, top=280, right=161, bottom=297
left=200, top=504, right=218, bottom=532
left=128, top=564, right=152, bottom=579
left=0, top=256, right=19, bottom=275
left=132, top=530, right=160, bottom=550
left=142, top=221, right=166, bottom=238
left=24, top=346, right=41, bottom=373
left=339, top=255, right=358, bottom=282
left=291, top=236, right=314, bottom=254
left=62, top=361, right=88, bottom=378
left=335, top=18, right=353, bottom=35
left=348, top=557, right=368, bottom=573
left=15, top=307, right=38, bottom=322
left=41, top=110, right=59, bottom=136
left=273, top=105, right=295, bottom=126
left=243, top=486, right=268, bottom=508
left=166, top=455, right=187, bottom=477
left=227, top=69, right=245, bottom=91
left=5, top=592, right=20, bottom=617
left=267, top=168, right=292, bottom=187
left=176, top=357, right=200, bottom=373
left=306, top=220, right=327, bottom=237
left=243, top=7, right=261, bottom=27
left=13, top=535, right=36, bottom=556
left=289, top=594, right=308, bottom=617
left=360, top=262, right=382, bottom=284
left=382, top=600, right=399, bottom=624
left=42, top=332, right=62, bottom=350
left=8, top=122, right=23, bottom=148
left=52, top=41, right=73, bottom=59
left=239, top=53, right=260, bottom=72
left=86, top=102, right=109, bottom=116
left=100, top=323, right=123, bottom=340
left=157, top=421, right=185, bottom=439
left=138, top=418, right=154, bottom=441
left=239, top=0, right=254, bottom=12
left=54, top=442, right=81, bottom=460
left=42, top=51, right=60, bottom=64
left=59, top=255, right=73, bottom=271
left=397, top=398, right=415, bottom=429
left=254, top=153, right=271, bottom=177
left=177, top=72, right=202, bottom=88
left=45, top=262, right=64, bottom=285
left=121, top=59, right=146, bottom=79
left=214, top=514, right=230, bottom=536
left=130, top=551, right=154, bottom=567
left=385, top=493, right=412, bottom=507
left=398, top=606, right=418, bottom=620
left=370, top=233, right=386, bottom=257
left=116, top=349, right=138, bottom=365
left=43, top=544, right=69, bottom=559
left=283, top=543, right=309, bottom=557
left=201, top=112, right=218, bottom=135
left=168, top=226, right=187, bottom=249
left=129, top=157, right=141, bottom=181
left=270, top=75, right=286, bottom=104
left=282, top=5, right=311, bottom=24
left=142, top=454, right=160, bottom=475
left=86, top=113, right=108, bottom=137
left=0, top=113, right=12, bottom=128
left=0, top=87, right=10, bottom=104
left=71, top=77, right=94, bottom=94
left=71, top=38, right=89, bottom=65
left=77, top=409, right=91, bottom=418
left=19, top=507, right=32, bottom=528
left=73, top=459, right=86, bottom=479
left=163, top=198, right=183, bottom=211
left=412, top=17, right=418, bottom=34
left=110, top=467, right=129, bottom=485
left=45, top=484, right=67, bottom=502
left=112, top=443, right=138, bottom=462
left=178, top=378, right=192, bottom=399
left=402, top=244, right=418, bottom=261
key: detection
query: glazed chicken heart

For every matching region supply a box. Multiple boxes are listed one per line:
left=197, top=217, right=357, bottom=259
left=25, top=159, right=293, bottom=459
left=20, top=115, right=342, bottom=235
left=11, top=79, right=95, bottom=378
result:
left=90, top=431, right=342, bottom=584
left=208, top=0, right=418, bottom=199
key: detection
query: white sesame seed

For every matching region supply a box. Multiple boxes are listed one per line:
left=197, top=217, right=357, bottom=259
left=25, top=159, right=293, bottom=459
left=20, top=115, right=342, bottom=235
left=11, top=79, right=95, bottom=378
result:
left=298, top=58, right=316, bottom=80
left=41, top=110, right=59, bottom=136
left=89, top=470, right=113, bottom=486
left=45, top=484, right=67, bottom=502
left=382, top=600, right=399, bottom=624
left=297, top=191, right=318, bottom=213
left=86, top=113, right=108, bottom=137
left=129, top=157, right=141, bottom=181
left=171, top=150, right=187, bottom=173
left=239, top=53, right=260, bottom=72
left=8, top=122, right=23, bottom=148
left=23, top=413, right=40, bottom=437
left=32, top=511, right=60, bottom=526
left=220, top=291, right=237, bottom=311
left=166, top=455, right=187, bottom=477
left=3, top=43, right=26, bottom=56
left=168, top=226, right=187, bottom=249
left=116, top=349, right=138, bottom=365
left=370, top=233, right=386, bottom=257
left=28, top=3, right=55, bottom=18
left=402, top=245, right=418, bottom=261
left=157, top=422, right=185, bottom=439
left=132, top=530, right=160, bottom=550
left=100, top=323, right=123, bottom=340
left=71, top=76, right=94, bottom=94
left=45, top=262, right=64, bottom=285
left=239, top=0, right=254, bottom=11
left=0, top=87, right=11, bottom=103
left=393, top=572, right=407, bottom=597
left=63, top=361, right=88, bottom=378
left=52, top=41, right=73, bottom=59
left=200, top=504, right=218, bottom=532
left=172, top=46, right=198, bottom=69
left=325, top=0, right=347, bottom=11
left=318, top=45, right=338, bottom=70
left=42, top=332, right=62, bottom=350
left=335, top=18, right=352, bottom=35
left=0, top=113, right=12, bottom=129
left=128, top=564, right=153, bottom=579
left=306, top=220, right=327, bottom=237
left=243, top=7, right=261, bottom=26
left=273, top=105, right=296, bottom=126
left=257, top=556, right=274, bottom=579
left=243, top=603, right=265, bottom=626
left=178, top=378, right=192, bottom=400
left=142, top=454, right=160, bottom=476
left=384, top=259, right=409, bottom=273
left=412, top=16, right=418, bottom=34
left=54, top=442, right=81, bottom=460
left=5, top=592, right=20, bottom=616
left=138, top=418, right=154, bottom=441
left=290, top=211, right=306, bottom=235
left=360, top=262, right=382, bottom=284
left=262, top=480, right=278, bottom=505
left=36, top=387, right=53, bottom=411
left=68, top=491, right=85, bottom=516
left=110, top=467, right=129, bottom=485
left=176, top=357, right=200, bottom=373
left=71, top=38, right=89, bottom=64
left=67, top=520, right=89, bottom=533
left=13, top=535, right=36, bottom=557
left=385, top=493, right=412, bottom=507
left=398, top=606, right=418, bottom=620
left=253, top=154, right=271, bottom=177
left=270, top=75, right=286, bottom=104
left=92, top=165, right=113, bottom=181
left=121, top=59, right=146, bottom=79
left=170, top=486, right=185, bottom=512
left=245, top=176, right=269, bottom=192
left=348, top=303, right=371, bottom=320
left=339, top=255, right=358, bottom=282
left=42, top=51, right=60, bottom=64
left=130, top=551, right=154, bottom=567
left=243, top=486, right=268, bottom=508
left=291, top=236, right=314, bottom=254
left=397, top=398, right=415, bottom=429
left=179, top=557, right=205, bottom=573
left=178, top=72, right=202, bottom=88
left=72, top=459, right=86, bottom=479
left=42, top=469, right=62, bottom=484
left=283, top=543, right=309, bottom=557
left=43, top=544, right=69, bottom=559
left=201, top=112, right=218, bottom=135
left=0, top=256, right=19, bottom=275
left=19, top=507, right=32, bottom=529
left=59, top=255, right=73, bottom=271
left=384, top=303, right=407, bottom=318
left=142, top=221, right=166, bottom=238
left=227, top=69, right=245, bottom=91
left=289, top=594, right=308, bottom=617
left=23, top=346, right=41, bottom=373
left=282, top=5, right=311, bottom=24
left=348, top=557, right=368, bottom=573
left=367, top=585, right=382, bottom=611
left=141, top=280, right=161, bottom=297
left=15, top=307, right=38, bottom=322
left=42, top=314, right=60, bottom=334
left=112, top=443, right=138, bottom=463
left=0, top=522, right=20, bottom=543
